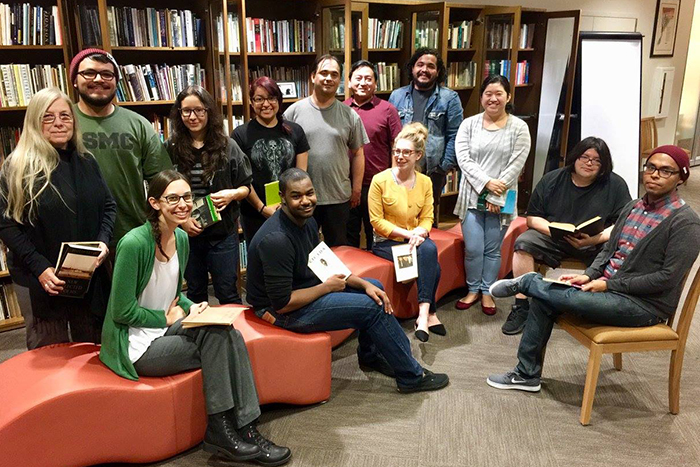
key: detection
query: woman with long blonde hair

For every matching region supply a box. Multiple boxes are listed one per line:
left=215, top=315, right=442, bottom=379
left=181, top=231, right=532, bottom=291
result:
left=0, top=87, right=115, bottom=349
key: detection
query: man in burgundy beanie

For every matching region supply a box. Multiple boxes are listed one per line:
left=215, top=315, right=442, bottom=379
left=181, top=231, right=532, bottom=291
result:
left=69, top=48, right=172, bottom=247
left=486, top=144, right=700, bottom=394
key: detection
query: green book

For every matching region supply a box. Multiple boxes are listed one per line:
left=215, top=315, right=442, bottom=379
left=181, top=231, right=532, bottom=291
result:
left=265, top=180, right=281, bottom=208
left=191, top=195, right=221, bottom=229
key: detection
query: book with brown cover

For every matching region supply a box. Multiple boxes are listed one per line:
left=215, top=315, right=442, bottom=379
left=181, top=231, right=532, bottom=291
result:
left=549, top=216, right=605, bottom=243
left=181, top=305, right=247, bottom=328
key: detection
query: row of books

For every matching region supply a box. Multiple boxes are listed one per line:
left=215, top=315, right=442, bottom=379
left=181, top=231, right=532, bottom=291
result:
left=368, top=18, right=403, bottom=49
left=115, top=63, right=206, bottom=103
left=245, top=18, right=315, bottom=54
left=218, top=64, right=243, bottom=102
left=0, top=126, right=19, bottom=161
left=0, top=63, right=68, bottom=108
left=0, top=284, right=21, bottom=321
left=519, top=23, right=536, bottom=49
left=78, top=5, right=102, bottom=46
left=106, top=7, right=204, bottom=48
left=486, top=21, right=512, bottom=50
left=483, top=59, right=511, bottom=79
left=414, top=18, right=439, bottom=49
left=0, top=3, right=62, bottom=45
left=329, top=16, right=362, bottom=50
left=448, top=20, right=474, bottom=49
left=514, top=60, right=530, bottom=85
left=248, top=65, right=311, bottom=100
left=375, top=62, right=399, bottom=93
left=447, top=61, right=477, bottom=88
left=222, top=116, right=244, bottom=135
left=442, top=169, right=460, bottom=195
left=216, top=13, right=240, bottom=53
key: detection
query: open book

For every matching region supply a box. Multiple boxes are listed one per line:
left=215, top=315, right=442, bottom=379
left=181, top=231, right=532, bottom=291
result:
left=307, top=241, right=351, bottom=282
left=181, top=304, right=247, bottom=328
left=55, top=242, right=102, bottom=298
left=191, top=195, right=221, bottom=229
left=549, top=216, right=604, bottom=243
left=391, top=243, right=418, bottom=283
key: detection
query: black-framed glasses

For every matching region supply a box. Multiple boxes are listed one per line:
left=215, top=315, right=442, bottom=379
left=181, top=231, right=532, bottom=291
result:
left=251, top=96, right=277, bottom=105
left=643, top=163, right=679, bottom=179
left=578, top=155, right=602, bottom=166
left=77, top=70, right=116, bottom=81
left=180, top=108, right=208, bottom=118
left=161, top=192, right=194, bottom=205
left=42, top=113, right=74, bottom=124
left=392, top=149, right=415, bottom=157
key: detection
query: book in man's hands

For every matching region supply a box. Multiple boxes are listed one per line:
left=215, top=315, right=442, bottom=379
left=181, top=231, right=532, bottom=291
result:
left=548, top=216, right=604, bottom=243
left=181, top=304, right=247, bottom=328
left=543, top=278, right=583, bottom=289
left=307, top=241, right=351, bottom=282
left=55, top=242, right=102, bottom=298
left=391, top=243, right=418, bottom=283
left=191, top=195, right=221, bottom=229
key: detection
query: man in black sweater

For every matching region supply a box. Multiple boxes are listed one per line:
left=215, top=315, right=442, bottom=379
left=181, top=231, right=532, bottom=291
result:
left=486, top=145, right=700, bottom=392
left=246, top=168, right=449, bottom=393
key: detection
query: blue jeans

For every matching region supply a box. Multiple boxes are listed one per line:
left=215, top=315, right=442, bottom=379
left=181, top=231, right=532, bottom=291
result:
left=185, top=233, right=241, bottom=304
left=271, top=278, right=424, bottom=386
left=461, top=209, right=506, bottom=294
left=372, top=238, right=441, bottom=312
left=515, top=274, right=663, bottom=378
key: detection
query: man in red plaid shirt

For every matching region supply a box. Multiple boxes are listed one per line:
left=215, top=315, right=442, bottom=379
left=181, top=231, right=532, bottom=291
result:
left=485, top=145, right=700, bottom=392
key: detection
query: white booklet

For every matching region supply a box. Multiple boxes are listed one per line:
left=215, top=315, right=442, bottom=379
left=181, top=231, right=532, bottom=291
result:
left=391, top=243, right=418, bottom=283
left=307, top=241, right=351, bottom=282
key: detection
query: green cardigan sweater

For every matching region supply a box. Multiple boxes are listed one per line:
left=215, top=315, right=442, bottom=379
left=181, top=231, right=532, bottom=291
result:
left=100, top=223, right=194, bottom=380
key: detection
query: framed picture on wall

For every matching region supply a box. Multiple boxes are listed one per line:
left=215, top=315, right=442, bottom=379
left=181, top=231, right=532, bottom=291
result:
left=277, top=81, right=298, bottom=99
left=651, top=0, right=681, bottom=57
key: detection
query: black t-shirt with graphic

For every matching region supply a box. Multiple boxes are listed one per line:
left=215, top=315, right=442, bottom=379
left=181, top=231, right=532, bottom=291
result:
left=232, top=119, right=310, bottom=218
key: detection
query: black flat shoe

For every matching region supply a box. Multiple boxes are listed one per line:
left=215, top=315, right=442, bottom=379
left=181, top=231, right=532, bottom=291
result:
left=397, top=370, right=450, bottom=394
left=414, top=323, right=429, bottom=342
left=428, top=324, right=447, bottom=336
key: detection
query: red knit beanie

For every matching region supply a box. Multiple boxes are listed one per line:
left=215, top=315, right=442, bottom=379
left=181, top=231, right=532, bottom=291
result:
left=649, top=145, right=690, bottom=181
left=69, top=48, right=119, bottom=83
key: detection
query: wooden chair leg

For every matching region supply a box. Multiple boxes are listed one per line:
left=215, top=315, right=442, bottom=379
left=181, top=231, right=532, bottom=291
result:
left=669, top=348, right=684, bottom=414
left=613, top=353, right=622, bottom=371
left=580, top=344, right=603, bottom=425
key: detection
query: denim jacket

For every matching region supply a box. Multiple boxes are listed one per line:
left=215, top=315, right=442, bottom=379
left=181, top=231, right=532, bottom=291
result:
left=389, top=83, right=463, bottom=174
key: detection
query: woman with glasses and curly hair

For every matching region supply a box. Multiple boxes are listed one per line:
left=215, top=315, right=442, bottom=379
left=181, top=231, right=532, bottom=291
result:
left=166, top=86, right=252, bottom=305
left=0, top=87, right=115, bottom=349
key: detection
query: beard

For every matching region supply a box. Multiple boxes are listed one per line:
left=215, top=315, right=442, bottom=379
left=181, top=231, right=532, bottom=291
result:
left=412, top=73, right=437, bottom=90
left=77, top=86, right=117, bottom=107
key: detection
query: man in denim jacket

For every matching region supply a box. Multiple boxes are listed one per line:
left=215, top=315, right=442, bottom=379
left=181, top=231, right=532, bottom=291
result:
left=389, top=47, right=463, bottom=223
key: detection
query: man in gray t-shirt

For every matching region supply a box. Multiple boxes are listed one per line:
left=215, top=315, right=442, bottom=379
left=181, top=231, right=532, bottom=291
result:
left=284, top=55, right=369, bottom=247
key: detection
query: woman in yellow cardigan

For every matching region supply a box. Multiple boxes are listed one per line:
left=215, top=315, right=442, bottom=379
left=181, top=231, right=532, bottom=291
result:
left=369, top=123, right=443, bottom=342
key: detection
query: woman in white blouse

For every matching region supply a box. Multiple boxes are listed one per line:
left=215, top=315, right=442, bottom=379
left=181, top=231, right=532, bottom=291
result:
left=453, top=75, right=531, bottom=315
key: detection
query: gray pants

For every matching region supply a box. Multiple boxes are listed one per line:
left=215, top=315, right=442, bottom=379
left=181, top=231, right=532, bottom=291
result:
left=133, top=319, right=261, bottom=427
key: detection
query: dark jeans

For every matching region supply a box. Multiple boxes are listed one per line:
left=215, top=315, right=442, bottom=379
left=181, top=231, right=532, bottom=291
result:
left=347, top=185, right=373, bottom=250
left=313, top=202, right=350, bottom=247
left=269, top=278, right=424, bottom=386
left=134, top=319, right=261, bottom=424
left=372, top=238, right=441, bottom=313
left=240, top=213, right=267, bottom=248
left=515, top=274, right=663, bottom=378
left=429, top=171, right=446, bottom=227
left=186, top=233, right=241, bottom=305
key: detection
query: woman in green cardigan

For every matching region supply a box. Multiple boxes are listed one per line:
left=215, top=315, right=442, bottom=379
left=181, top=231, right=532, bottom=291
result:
left=100, top=170, right=291, bottom=466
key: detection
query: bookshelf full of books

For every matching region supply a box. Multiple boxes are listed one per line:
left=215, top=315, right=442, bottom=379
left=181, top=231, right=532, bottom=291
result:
left=447, top=61, right=477, bottom=89
left=328, top=11, right=361, bottom=51
left=414, top=16, right=439, bottom=50
left=216, top=12, right=240, bottom=53
left=105, top=7, right=205, bottom=48
left=248, top=64, right=310, bottom=101
left=375, top=62, right=399, bottom=92
left=244, top=18, right=315, bottom=54
left=448, top=20, right=474, bottom=50
left=0, top=2, right=63, bottom=45
left=367, top=18, right=402, bottom=49
left=0, top=63, right=69, bottom=107
left=115, top=63, right=206, bottom=102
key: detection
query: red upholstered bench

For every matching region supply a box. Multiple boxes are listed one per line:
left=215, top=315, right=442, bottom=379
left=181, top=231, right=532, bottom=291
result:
left=0, top=308, right=335, bottom=467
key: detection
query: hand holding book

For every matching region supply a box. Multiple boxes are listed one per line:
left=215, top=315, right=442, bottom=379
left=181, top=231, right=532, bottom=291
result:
left=39, top=267, right=66, bottom=296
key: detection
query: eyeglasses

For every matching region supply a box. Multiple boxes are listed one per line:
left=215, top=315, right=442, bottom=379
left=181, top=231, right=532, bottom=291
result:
left=161, top=192, right=194, bottom=205
left=77, top=70, right=116, bottom=81
left=578, top=155, right=602, bottom=166
left=180, top=108, right=208, bottom=118
left=251, top=96, right=277, bottom=105
left=42, top=113, right=74, bottom=124
left=643, top=163, right=679, bottom=179
left=392, top=149, right=416, bottom=157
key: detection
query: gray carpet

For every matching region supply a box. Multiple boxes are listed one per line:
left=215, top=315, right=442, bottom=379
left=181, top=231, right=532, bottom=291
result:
left=2, top=177, right=700, bottom=467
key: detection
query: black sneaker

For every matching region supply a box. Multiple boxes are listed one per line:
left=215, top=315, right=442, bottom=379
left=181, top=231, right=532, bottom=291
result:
left=501, top=305, right=529, bottom=335
left=239, top=423, right=292, bottom=466
left=397, top=370, right=449, bottom=394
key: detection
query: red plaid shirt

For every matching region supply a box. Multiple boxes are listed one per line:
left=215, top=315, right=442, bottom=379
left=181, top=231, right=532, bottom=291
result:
left=603, top=190, right=684, bottom=279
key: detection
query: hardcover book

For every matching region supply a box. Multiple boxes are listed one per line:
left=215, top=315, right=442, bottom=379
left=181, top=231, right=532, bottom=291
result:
left=55, top=242, right=102, bottom=298
left=549, top=216, right=604, bottom=243
left=191, top=195, right=221, bottom=229
left=391, top=243, right=418, bottom=283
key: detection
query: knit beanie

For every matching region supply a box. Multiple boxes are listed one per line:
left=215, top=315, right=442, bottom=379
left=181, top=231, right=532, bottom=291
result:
left=69, top=48, right=119, bottom=83
left=649, top=145, right=690, bottom=181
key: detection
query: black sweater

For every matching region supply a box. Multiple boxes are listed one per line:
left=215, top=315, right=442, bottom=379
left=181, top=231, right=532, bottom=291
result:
left=0, top=147, right=116, bottom=319
left=585, top=197, right=700, bottom=319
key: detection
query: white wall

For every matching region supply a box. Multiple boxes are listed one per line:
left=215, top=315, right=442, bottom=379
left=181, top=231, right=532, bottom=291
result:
left=444, top=0, right=697, bottom=145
